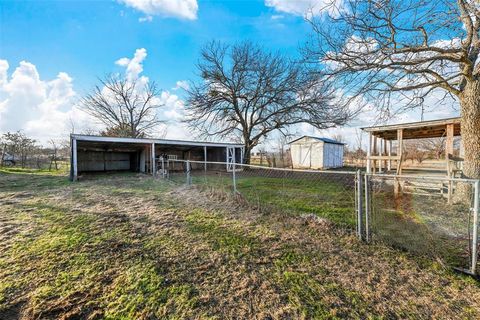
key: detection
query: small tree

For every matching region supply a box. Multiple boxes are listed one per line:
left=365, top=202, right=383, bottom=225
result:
left=185, top=41, right=350, bottom=163
left=80, top=75, right=164, bottom=138
left=1, top=131, right=36, bottom=168
left=48, top=139, right=59, bottom=171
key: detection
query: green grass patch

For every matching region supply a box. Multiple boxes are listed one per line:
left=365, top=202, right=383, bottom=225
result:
left=185, top=209, right=259, bottom=258
left=272, top=250, right=371, bottom=319
left=103, top=262, right=203, bottom=320
left=191, top=174, right=356, bottom=228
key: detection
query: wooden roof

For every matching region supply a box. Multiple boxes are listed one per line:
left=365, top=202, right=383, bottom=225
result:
left=361, top=117, right=461, bottom=140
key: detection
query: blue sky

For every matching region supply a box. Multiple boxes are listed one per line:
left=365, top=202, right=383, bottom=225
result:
left=0, top=0, right=309, bottom=92
left=0, top=0, right=460, bottom=147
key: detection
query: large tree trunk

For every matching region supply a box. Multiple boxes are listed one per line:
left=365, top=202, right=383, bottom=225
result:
left=460, top=80, right=480, bottom=180
left=243, top=145, right=252, bottom=164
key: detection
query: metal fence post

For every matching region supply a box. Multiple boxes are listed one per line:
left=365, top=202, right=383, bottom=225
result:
left=186, top=160, right=191, bottom=185
left=471, top=180, right=479, bottom=274
left=232, top=153, right=237, bottom=194
left=364, top=174, right=370, bottom=242
left=356, top=170, right=364, bottom=241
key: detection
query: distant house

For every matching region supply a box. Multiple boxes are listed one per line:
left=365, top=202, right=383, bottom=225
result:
left=289, top=136, right=345, bottom=169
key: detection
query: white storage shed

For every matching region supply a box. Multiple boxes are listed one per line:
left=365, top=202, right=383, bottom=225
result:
left=289, top=136, right=345, bottom=169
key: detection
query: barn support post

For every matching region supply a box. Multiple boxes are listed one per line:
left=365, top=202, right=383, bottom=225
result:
left=394, top=129, right=404, bottom=197
left=396, top=129, right=404, bottom=175
left=471, top=180, right=480, bottom=275
left=356, top=170, right=364, bottom=241
left=232, top=148, right=237, bottom=194
left=388, top=140, right=392, bottom=171
left=203, top=146, right=207, bottom=172
left=366, top=133, right=372, bottom=173
left=186, top=160, right=191, bottom=185
left=446, top=124, right=454, bottom=202
left=383, top=139, right=388, bottom=172
left=72, top=137, right=78, bottom=181
left=378, top=138, right=383, bottom=173
left=151, top=143, right=156, bottom=176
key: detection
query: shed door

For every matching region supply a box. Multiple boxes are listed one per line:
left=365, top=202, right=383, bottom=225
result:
left=226, top=147, right=235, bottom=172
left=299, top=144, right=312, bottom=168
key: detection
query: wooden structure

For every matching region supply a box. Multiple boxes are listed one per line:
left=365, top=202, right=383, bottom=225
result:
left=362, top=117, right=462, bottom=201
left=362, top=117, right=461, bottom=175
left=70, top=134, right=244, bottom=181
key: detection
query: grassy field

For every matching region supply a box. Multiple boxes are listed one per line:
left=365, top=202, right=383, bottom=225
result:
left=185, top=169, right=473, bottom=268
left=1, top=169, right=480, bottom=319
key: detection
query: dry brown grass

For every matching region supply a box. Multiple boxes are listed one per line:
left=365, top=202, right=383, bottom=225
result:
left=1, top=170, right=480, bottom=319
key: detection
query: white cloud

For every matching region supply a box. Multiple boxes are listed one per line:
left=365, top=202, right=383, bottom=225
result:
left=160, top=91, right=184, bottom=120
left=0, top=49, right=195, bottom=144
left=0, top=60, right=8, bottom=88
left=173, top=80, right=189, bottom=91
left=265, top=0, right=343, bottom=18
left=119, top=0, right=198, bottom=21
left=0, top=60, right=98, bottom=143
left=115, top=48, right=148, bottom=82
left=139, top=16, right=153, bottom=23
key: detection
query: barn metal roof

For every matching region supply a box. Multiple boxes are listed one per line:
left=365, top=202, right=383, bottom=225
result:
left=71, top=134, right=244, bottom=148
left=288, top=136, right=345, bottom=145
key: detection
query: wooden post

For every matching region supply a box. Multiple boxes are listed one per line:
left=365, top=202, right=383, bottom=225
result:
left=446, top=124, right=454, bottom=202
left=72, top=137, right=78, bottom=181
left=396, top=129, right=404, bottom=175
left=388, top=140, right=392, bottom=171
left=373, top=136, right=378, bottom=173
left=379, top=138, right=383, bottom=173
left=446, top=124, right=454, bottom=158
left=366, top=133, right=372, bottom=173
left=204, top=146, right=207, bottom=172
left=383, top=139, right=388, bottom=172
left=151, top=143, right=156, bottom=176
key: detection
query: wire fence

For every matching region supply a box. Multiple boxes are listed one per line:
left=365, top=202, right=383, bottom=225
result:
left=365, top=174, right=479, bottom=273
left=166, top=159, right=358, bottom=229
left=160, top=159, right=480, bottom=275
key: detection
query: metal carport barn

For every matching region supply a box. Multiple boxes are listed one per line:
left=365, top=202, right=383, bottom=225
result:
left=70, top=134, right=244, bottom=181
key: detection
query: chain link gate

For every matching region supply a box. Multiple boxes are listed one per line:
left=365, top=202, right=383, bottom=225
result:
left=361, top=173, right=480, bottom=275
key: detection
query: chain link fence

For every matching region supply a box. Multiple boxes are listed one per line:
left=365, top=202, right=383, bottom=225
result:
left=365, top=174, right=479, bottom=273
left=159, top=159, right=480, bottom=274
left=165, top=159, right=358, bottom=230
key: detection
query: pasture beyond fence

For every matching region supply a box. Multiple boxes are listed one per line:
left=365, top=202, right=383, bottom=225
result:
left=163, top=159, right=480, bottom=275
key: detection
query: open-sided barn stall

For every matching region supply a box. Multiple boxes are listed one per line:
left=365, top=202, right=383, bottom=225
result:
left=70, top=134, right=244, bottom=180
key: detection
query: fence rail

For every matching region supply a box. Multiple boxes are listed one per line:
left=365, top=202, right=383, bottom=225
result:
left=161, top=159, right=480, bottom=275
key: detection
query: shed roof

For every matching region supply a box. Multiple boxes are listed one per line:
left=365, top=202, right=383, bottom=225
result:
left=361, top=117, right=461, bottom=140
left=71, top=134, right=244, bottom=148
left=288, top=136, right=345, bottom=145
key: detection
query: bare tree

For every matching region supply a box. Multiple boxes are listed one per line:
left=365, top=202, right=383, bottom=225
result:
left=331, top=134, right=345, bottom=143
left=48, top=139, right=59, bottom=171
left=185, top=41, right=351, bottom=163
left=306, top=0, right=480, bottom=179
left=80, top=75, right=164, bottom=138
left=405, top=141, right=428, bottom=164
left=354, top=129, right=364, bottom=152
left=421, top=137, right=446, bottom=160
